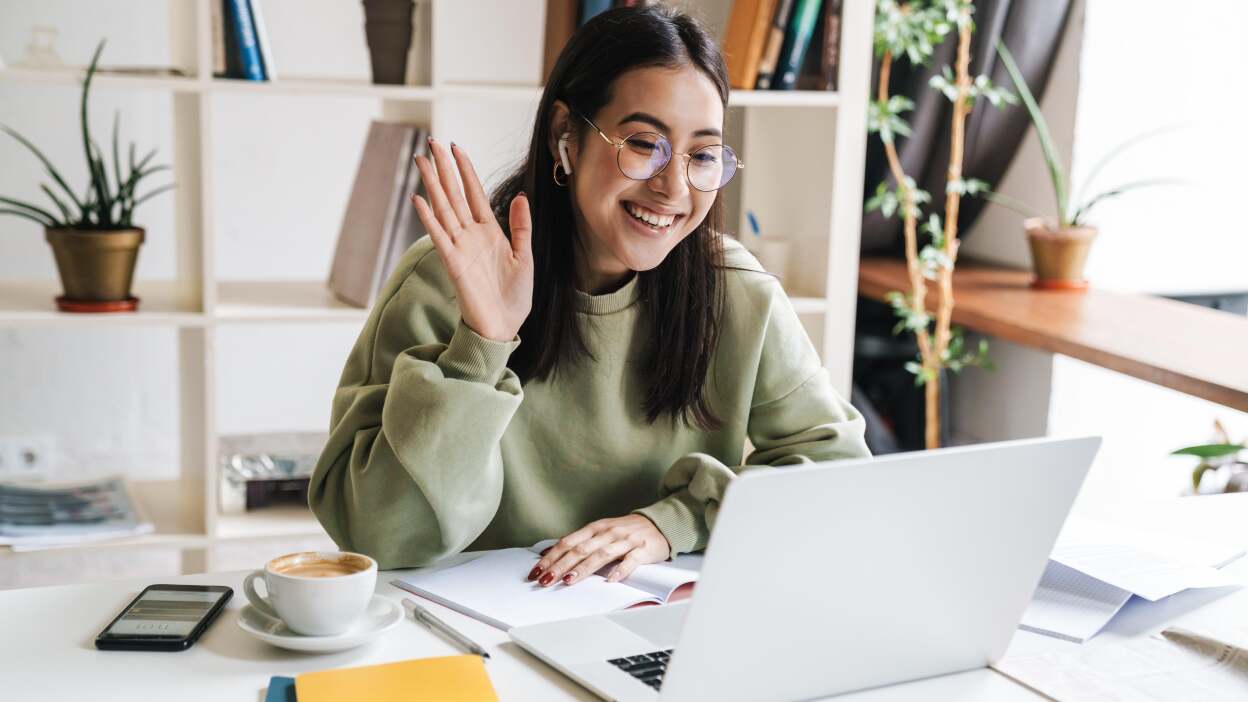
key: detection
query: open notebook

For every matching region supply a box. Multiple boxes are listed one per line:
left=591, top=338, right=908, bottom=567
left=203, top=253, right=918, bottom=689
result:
left=391, top=540, right=702, bottom=630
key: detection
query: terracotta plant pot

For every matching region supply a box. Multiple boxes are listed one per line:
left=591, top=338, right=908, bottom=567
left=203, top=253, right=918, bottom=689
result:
left=1023, top=217, right=1097, bottom=291
left=45, top=227, right=144, bottom=312
left=362, top=0, right=414, bottom=85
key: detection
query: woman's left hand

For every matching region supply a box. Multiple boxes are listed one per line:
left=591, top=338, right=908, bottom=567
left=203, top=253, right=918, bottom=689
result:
left=529, top=515, right=671, bottom=587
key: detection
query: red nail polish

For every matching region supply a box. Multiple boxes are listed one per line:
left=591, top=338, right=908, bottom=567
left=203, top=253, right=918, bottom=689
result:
left=562, top=572, right=575, bottom=584
left=539, top=573, right=555, bottom=586
left=527, top=566, right=541, bottom=581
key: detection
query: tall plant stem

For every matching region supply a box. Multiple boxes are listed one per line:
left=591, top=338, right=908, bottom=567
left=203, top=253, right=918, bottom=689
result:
left=926, top=14, right=975, bottom=449
left=878, top=50, right=933, bottom=372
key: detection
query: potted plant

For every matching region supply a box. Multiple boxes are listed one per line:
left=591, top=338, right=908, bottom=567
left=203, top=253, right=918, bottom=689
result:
left=985, top=42, right=1178, bottom=290
left=1173, top=420, right=1248, bottom=494
left=0, top=39, right=175, bottom=313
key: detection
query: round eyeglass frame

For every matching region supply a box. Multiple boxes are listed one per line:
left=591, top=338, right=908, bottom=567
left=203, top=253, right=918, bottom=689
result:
left=574, top=110, right=743, bottom=192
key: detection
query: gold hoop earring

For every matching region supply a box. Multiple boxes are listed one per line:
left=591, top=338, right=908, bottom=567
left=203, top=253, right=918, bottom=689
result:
left=552, top=161, right=569, bottom=187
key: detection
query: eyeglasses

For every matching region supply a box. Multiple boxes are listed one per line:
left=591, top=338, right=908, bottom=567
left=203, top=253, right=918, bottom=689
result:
left=575, top=110, right=743, bottom=192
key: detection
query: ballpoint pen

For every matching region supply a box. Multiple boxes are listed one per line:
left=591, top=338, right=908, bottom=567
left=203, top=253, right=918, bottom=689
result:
left=402, top=596, right=491, bottom=659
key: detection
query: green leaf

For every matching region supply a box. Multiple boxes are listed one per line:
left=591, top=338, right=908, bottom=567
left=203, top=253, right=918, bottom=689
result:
left=1171, top=443, right=1245, bottom=459
left=980, top=189, right=1045, bottom=219
left=0, top=195, right=58, bottom=226
left=0, top=124, right=87, bottom=218
left=996, top=40, right=1069, bottom=226
left=39, top=184, right=72, bottom=224
left=1071, top=178, right=1187, bottom=225
left=1074, top=124, right=1184, bottom=212
left=0, top=207, right=58, bottom=226
left=129, top=181, right=177, bottom=211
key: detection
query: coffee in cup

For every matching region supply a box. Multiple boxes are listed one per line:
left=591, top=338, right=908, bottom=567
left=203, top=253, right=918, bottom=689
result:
left=244, top=550, right=377, bottom=636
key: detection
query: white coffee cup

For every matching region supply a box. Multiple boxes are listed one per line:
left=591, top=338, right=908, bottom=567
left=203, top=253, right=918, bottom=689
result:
left=243, top=550, right=377, bottom=636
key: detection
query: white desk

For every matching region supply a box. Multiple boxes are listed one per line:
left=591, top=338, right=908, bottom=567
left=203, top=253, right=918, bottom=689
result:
left=4, top=494, right=1247, bottom=701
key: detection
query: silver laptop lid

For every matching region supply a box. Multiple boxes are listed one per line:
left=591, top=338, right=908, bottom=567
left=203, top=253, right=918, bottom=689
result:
left=659, top=436, right=1100, bottom=701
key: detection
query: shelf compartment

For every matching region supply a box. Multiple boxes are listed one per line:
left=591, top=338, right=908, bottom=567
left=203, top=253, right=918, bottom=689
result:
left=0, top=479, right=206, bottom=554
left=214, top=281, right=367, bottom=323
left=214, top=505, right=325, bottom=541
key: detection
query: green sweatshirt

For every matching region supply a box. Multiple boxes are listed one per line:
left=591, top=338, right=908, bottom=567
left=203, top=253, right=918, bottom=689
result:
left=309, top=234, right=870, bottom=570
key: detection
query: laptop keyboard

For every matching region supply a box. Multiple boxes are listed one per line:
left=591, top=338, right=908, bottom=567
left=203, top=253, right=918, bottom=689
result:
left=608, top=649, right=673, bottom=690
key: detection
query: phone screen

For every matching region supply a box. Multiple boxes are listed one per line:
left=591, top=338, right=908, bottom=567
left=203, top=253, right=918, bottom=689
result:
left=104, top=588, right=226, bottom=638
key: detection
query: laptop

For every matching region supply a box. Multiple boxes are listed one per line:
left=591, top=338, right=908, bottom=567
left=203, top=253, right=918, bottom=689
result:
left=509, top=436, right=1101, bottom=701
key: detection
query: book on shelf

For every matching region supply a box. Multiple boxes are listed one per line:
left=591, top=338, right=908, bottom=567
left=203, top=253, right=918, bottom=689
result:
left=392, top=539, right=701, bottom=630
left=579, top=0, right=613, bottom=26
left=328, top=121, right=430, bottom=309
left=773, top=0, right=823, bottom=91
left=795, top=0, right=840, bottom=90
left=0, top=475, right=154, bottom=550
left=754, top=0, right=795, bottom=89
left=723, top=0, right=779, bottom=90
left=216, top=0, right=271, bottom=81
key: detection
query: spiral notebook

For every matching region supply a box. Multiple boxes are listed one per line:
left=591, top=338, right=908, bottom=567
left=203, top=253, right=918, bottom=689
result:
left=391, top=541, right=701, bottom=630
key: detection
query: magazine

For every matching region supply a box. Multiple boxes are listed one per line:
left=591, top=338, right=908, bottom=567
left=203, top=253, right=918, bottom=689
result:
left=0, top=475, right=154, bottom=549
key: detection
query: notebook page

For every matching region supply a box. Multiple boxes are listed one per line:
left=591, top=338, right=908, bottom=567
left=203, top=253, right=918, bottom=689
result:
left=1019, top=560, right=1132, bottom=643
left=527, top=539, right=702, bottom=600
left=393, top=548, right=660, bottom=630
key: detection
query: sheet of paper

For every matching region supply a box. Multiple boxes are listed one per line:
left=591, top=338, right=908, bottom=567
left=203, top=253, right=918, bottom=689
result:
left=1019, top=560, right=1133, bottom=643
left=994, top=625, right=1248, bottom=701
left=1050, top=517, right=1245, bottom=601
left=393, top=548, right=661, bottom=630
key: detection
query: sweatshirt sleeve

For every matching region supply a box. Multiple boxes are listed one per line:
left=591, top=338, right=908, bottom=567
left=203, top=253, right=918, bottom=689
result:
left=633, top=270, right=871, bottom=556
left=308, top=242, right=524, bottom=570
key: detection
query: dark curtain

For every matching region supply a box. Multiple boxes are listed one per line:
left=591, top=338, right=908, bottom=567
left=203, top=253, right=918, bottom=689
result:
left=860, top=0, right=1075, bottom=255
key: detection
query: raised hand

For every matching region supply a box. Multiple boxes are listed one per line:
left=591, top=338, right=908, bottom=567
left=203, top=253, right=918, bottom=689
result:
left=410, top=138, right=533, bottom=342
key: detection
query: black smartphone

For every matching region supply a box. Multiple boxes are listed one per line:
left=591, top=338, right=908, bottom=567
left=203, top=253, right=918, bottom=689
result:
left=95, top=584, right=233, bottom=651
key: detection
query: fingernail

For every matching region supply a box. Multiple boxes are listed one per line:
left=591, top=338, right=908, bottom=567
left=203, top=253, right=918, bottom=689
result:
left=539, top=573, right=555, bottom=586
left=450, top=141, right=457, bottom=149
left=606, top=569, right=618, bottom=582
left=427, top=135, right=435, bottom=144
left=527, top=566, right=542, bottom=581
left=540, top=547, right=550, bottom=556
left=518, top=191, right=528, bottom=200
left=562, top=572, right=576, bottom=584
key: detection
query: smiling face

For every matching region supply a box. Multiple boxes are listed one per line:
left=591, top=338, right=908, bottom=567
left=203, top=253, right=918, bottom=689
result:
left=552, top=65, right=725, bottom=293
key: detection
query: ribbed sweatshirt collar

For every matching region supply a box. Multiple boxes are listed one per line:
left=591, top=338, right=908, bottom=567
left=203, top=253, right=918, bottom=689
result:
left=574, top=271, right=641, bottom=315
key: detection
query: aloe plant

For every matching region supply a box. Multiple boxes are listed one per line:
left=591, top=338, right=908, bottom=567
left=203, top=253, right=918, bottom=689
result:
left=0, top=39, right=176, bottom=230
left=983, top=41, right=1179, bottom=228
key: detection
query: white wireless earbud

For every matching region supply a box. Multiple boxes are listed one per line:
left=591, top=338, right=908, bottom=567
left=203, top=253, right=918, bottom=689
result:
left=558, top=133, right=573, bottom=174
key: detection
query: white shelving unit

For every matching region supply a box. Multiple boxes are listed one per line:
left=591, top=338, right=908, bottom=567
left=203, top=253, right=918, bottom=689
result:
left=0, top=0, right=874, bottom=572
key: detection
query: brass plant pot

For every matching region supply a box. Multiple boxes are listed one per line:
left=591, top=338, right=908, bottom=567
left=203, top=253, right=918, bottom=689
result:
left=45, top=227, right=144, bottom=312
left=1023, top=217, right=1097, bottom=291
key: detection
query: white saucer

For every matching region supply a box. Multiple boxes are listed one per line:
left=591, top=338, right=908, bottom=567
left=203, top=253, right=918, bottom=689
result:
left=236, top=594, right=403, bottom=653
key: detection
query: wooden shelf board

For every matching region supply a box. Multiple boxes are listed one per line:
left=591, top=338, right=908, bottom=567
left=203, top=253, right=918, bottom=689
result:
left=728, top=89, right=840, bottom=108
left=858, top=257, right=1248, bottom=412
left=214, top=281, right=368, bottom=323
left=210, top=77, right=436, bottom=101
left=0, top=66, right=201, bottom=92
left=1, top=69, right=841, bottom=107
left=0, top=280, right=204, bottom=327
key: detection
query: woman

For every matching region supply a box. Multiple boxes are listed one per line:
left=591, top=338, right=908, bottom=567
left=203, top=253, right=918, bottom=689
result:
left=309, top=4, right=869, bottom=587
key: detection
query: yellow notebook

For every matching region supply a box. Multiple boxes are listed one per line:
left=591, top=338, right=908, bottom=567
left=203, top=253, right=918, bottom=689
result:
left=295, top=655, right=498, bottom=702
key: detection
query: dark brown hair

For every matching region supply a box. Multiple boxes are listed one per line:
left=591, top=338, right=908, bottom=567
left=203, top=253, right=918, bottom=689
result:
left=489, top=4, right=731, bottom=431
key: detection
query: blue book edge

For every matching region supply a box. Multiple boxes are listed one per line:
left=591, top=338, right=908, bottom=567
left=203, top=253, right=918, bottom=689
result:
left=228, top=0, right=266, bottom=81
left=265, top=675, right=296, bottom=702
